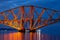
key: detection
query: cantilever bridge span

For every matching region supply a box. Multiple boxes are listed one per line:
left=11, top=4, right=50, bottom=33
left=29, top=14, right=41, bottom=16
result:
left=0, top=6, right=60, bottom=31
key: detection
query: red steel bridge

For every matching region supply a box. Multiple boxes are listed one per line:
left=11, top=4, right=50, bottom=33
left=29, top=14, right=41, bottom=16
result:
left=0, top=6, right=60, bottom=31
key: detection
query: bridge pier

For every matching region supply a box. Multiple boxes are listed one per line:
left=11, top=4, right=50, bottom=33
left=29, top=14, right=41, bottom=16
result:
left=18, top=28, right=25, bottom=32
left=18, top=19, right=25, bottom=32
left=29, top=30, right=36, bottom=32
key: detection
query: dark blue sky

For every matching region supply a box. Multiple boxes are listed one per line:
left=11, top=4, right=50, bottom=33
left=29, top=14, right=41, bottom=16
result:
left=0, top=0, right=60, bottom=35
left=0, top=0, right=60, bottom=12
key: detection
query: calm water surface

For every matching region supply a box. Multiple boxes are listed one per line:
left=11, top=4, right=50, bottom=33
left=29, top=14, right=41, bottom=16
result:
left=0, top=30, right=60, bottom=40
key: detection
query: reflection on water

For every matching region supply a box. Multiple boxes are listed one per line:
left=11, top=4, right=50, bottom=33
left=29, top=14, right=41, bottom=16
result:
left=0, top=30, right=60, bottom=40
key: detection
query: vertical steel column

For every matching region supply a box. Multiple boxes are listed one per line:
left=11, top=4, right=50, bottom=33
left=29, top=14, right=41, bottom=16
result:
left=29, top=6, right=34, bottom=30
left=19, top=6, right=25, bottom=31
left=1, top=12, right=8, bottom=25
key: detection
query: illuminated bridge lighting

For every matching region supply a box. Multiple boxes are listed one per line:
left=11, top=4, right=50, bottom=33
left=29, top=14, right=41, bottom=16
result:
left=0, top=6, right=60, bottom=31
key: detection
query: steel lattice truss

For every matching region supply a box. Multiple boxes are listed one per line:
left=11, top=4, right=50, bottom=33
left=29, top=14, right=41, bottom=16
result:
left=0, top=6, right=60, bottom=31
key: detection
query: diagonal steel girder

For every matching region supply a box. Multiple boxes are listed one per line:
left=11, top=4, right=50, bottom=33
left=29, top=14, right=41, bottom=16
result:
left=0, top=6, right=60, bottom=31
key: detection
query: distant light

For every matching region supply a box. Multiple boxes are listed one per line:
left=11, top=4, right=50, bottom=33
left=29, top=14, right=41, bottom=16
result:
left=37, top=29, right=41, bottom=40
left=5, top=30, right=7, bottom=31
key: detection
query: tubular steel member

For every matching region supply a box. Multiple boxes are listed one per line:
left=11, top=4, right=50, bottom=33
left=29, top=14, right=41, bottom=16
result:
left=30, top=8, right=46, bottom=32
left=8, top=10, right=20, bottom=30
left=1, top=12, right=9, bottom=25
left=29, top=6, right=35, bottom=32
left=19, top=6, right=25, bottom=32
left=33, top=9, right=60, bottom=30
left=8, top=10, right=18, bottom=20
left=0, top=6, right=60, bottom=32
left=33, top=8, right=46, bottom=27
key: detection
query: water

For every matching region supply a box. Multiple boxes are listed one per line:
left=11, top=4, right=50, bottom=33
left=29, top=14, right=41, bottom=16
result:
left=0, top=30, right=60, bottom=40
